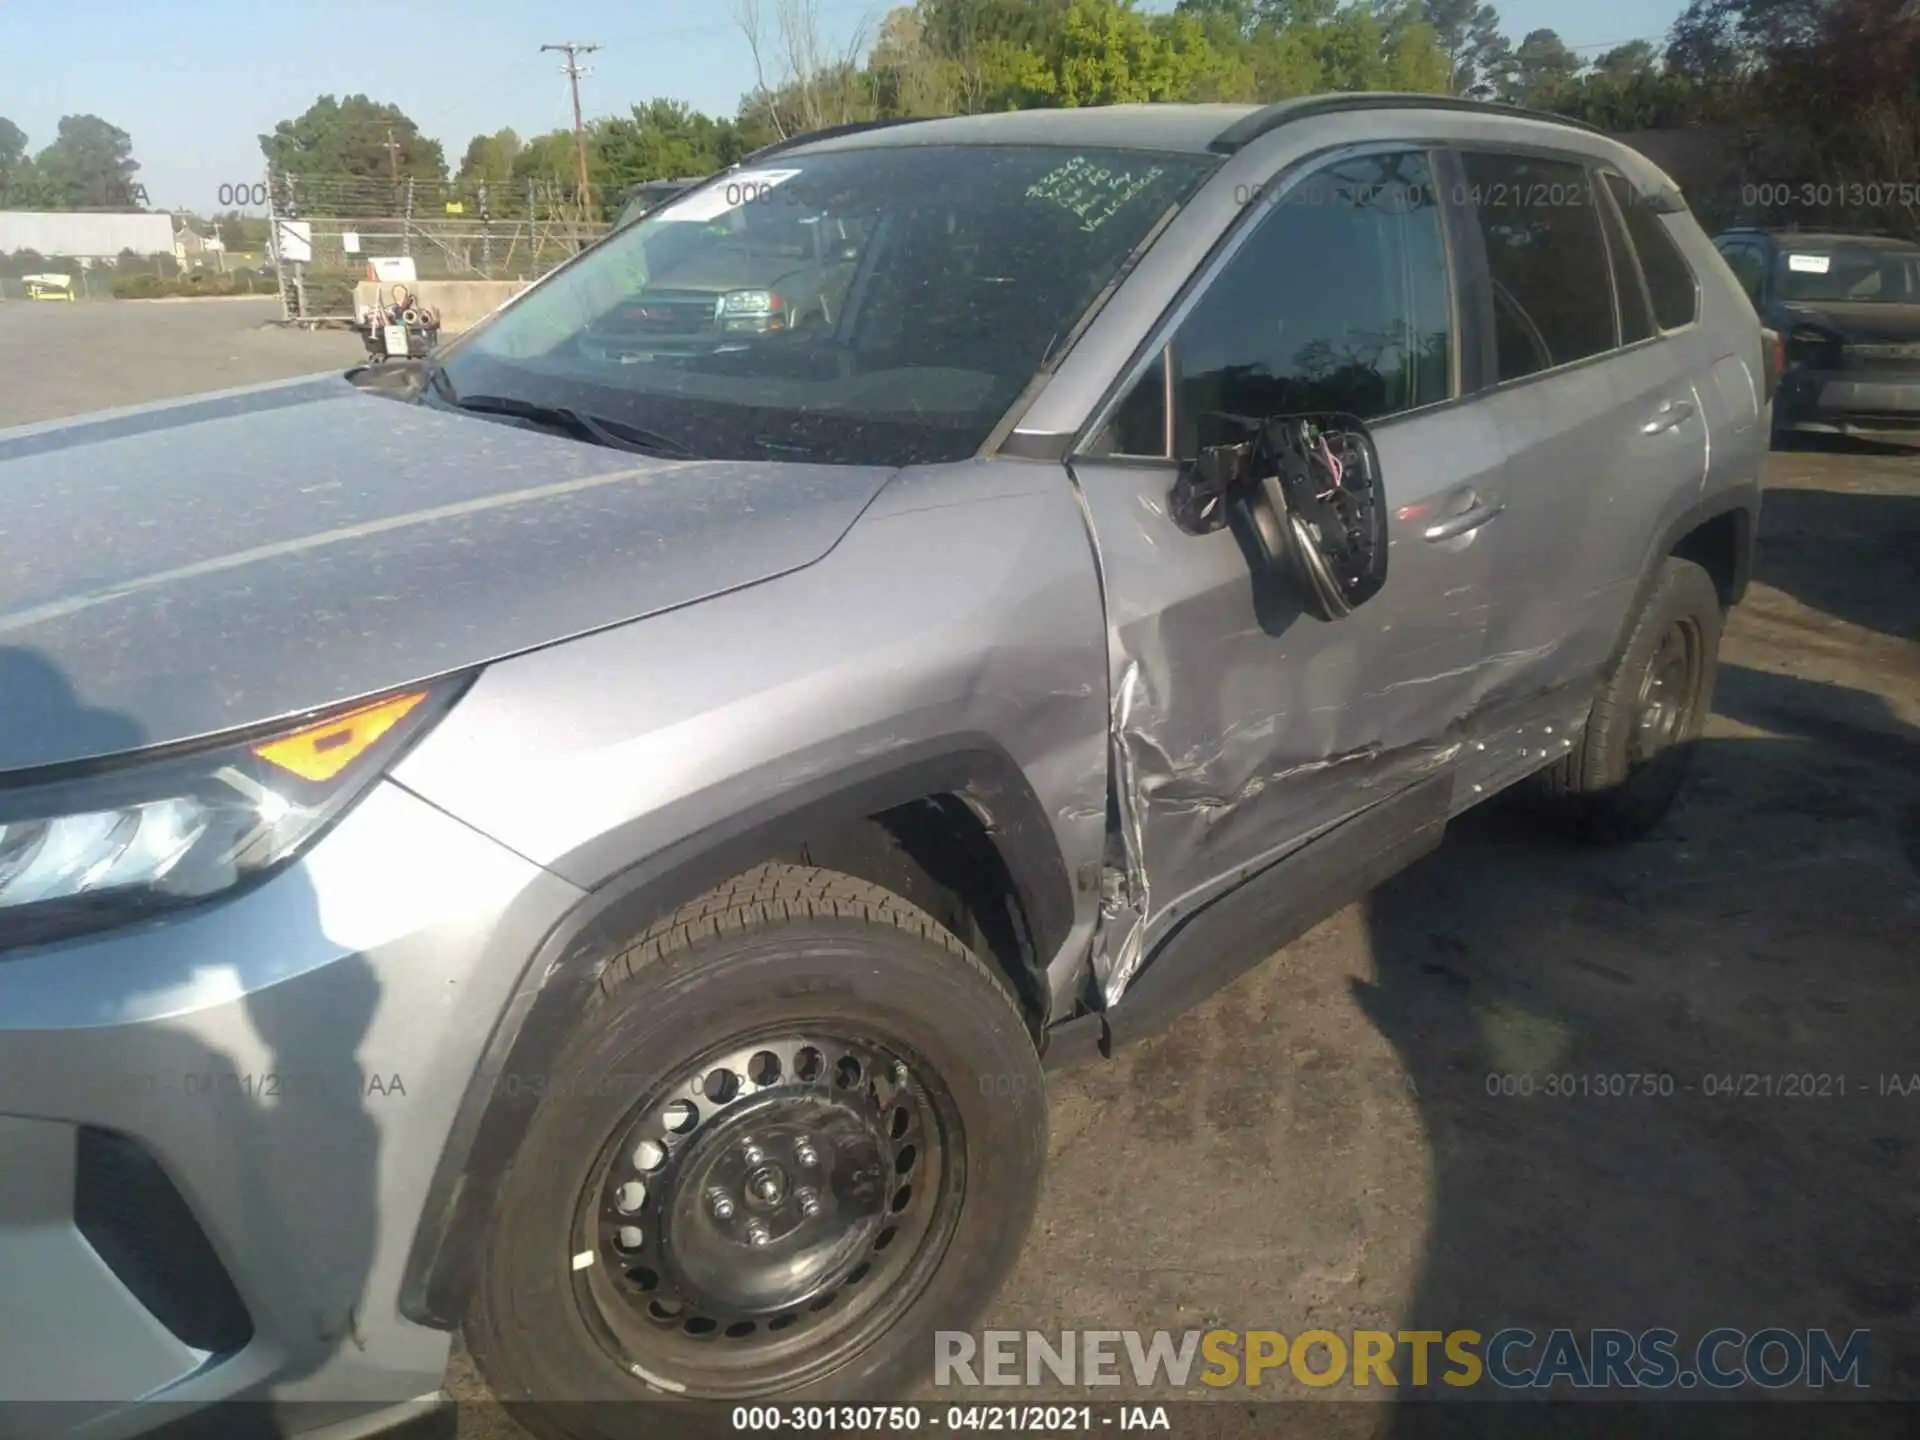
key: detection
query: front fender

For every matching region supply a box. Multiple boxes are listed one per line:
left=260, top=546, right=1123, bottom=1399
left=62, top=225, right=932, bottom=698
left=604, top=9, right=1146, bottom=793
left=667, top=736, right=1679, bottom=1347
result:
left=396, top=737, right=1076, bottom=1331
left=392, top=459, right=1112, bottom=1329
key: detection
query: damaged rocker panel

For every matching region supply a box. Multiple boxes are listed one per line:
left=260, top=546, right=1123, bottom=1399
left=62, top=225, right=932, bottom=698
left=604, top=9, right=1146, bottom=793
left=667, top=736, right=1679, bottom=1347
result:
left=1057, top=767, right=1455, bottom=1064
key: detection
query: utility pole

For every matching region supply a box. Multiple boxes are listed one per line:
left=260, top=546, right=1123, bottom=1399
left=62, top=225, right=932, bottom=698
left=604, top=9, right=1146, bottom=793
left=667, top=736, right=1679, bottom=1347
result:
left=386, top=126, right=401, bottom=223
left=542, top=41, right=600, bottom=218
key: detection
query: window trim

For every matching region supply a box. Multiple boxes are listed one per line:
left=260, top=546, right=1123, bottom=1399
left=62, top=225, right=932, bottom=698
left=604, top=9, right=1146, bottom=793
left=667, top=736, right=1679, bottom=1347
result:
left=1592, top=163, right=1660, bottom=351
left=1076, top=140, right=1464, bottom=462
left=1601, top=167, right=1702, bottom=336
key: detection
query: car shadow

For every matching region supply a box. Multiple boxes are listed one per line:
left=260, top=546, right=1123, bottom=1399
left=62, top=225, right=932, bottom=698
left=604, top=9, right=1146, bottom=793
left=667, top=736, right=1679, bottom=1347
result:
left=0, top=646, right=383, bottom=1439
left=1353, top=664, right=1920, bottom=1427
left=1772, top=430, right=1920, bottom=459
left=1749, top=484, right=1919, bottom=644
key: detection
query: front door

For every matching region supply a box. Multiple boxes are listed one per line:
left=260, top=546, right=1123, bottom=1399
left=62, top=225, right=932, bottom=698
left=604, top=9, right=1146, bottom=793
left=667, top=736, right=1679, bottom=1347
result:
left=1067, top=147, right=1502, bottom=1001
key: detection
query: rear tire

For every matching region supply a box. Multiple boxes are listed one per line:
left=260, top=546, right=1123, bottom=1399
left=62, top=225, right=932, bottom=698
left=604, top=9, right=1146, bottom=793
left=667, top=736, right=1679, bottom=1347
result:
left=1527, top=557, right=1723, bottom=844
left=463, top=864, right=1047, bottom=1437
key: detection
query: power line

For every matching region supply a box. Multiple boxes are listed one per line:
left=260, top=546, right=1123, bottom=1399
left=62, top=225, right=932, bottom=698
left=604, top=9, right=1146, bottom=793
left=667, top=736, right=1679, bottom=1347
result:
left=542, top=41, right=601, bottom=210
left=1562, top=33, right=1669, bottom=53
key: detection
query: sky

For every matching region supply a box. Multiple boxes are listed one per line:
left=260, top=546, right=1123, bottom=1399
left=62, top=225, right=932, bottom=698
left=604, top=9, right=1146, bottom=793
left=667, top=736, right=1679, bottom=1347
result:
left=0, top=0, right=1694, bottom=215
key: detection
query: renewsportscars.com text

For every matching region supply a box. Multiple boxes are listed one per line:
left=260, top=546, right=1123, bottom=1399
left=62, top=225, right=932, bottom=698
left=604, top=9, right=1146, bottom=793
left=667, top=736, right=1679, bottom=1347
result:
left=935, top=1327, right=1872, bottom=1391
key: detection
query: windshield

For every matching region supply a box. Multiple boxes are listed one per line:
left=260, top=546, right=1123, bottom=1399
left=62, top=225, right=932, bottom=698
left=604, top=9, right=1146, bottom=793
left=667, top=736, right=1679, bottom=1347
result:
left=616, top=183, right=697, bottom=230
left=1776, top=244, right=1920, bottom=304
left=437, top=145, right=1215, bottom=465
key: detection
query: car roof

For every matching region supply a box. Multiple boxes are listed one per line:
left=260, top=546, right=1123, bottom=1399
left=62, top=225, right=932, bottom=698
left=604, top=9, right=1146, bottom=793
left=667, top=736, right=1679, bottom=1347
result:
left=754, top=94, right=1606, bottom=162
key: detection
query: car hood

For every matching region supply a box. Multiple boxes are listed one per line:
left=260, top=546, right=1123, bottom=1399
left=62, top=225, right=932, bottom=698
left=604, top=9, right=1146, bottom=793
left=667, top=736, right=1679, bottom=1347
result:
left=0, top=372, right=898, bottom=772
left=1777, top=302, right=1920, bottom=344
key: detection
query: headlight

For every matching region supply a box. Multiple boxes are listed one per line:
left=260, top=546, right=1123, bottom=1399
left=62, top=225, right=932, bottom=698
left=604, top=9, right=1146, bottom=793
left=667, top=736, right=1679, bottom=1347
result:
left=0, top=679, right=466, bottom=950
left=721, top=290, right=781, bottom=316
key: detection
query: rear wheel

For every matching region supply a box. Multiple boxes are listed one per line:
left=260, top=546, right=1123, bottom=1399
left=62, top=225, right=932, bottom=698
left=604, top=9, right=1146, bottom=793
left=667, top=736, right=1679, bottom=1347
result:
left=1527, top=557, right=1722, bottom=844
left=464, top=865, right=1047, bottom=1436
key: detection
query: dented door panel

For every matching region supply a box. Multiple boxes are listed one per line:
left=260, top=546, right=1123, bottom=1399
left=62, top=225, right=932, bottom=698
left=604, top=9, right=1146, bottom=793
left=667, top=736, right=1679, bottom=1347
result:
left=1069, top=402, right=1500, bottom=1002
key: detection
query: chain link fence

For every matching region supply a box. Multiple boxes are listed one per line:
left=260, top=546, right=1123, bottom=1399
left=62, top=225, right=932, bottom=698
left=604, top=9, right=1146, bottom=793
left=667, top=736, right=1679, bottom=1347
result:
left=266, top=172, right=612, bottom=323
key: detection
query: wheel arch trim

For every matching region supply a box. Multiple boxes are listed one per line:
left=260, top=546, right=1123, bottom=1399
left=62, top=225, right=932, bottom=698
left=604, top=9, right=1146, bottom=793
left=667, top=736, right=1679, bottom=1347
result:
left=396, top=735, right=1074, bottom=1331
left=1606, top=481, right=1760, bottom=679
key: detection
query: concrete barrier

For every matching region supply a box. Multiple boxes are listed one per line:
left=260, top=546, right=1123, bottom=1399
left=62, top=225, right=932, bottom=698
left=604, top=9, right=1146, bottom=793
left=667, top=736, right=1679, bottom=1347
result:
left=352, top=279, right=535, bottom=333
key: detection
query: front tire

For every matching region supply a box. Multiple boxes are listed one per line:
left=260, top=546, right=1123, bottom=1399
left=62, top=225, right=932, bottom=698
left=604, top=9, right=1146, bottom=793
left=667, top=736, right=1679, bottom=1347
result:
left=464, top=864, right=1047, bottom=1436
left=1527, top=556, right=1723, bottom=844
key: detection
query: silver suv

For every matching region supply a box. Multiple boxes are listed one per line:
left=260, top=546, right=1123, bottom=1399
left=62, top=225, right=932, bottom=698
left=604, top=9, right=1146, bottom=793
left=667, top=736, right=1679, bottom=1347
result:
left=0, top=97, right=1768, bottom=1437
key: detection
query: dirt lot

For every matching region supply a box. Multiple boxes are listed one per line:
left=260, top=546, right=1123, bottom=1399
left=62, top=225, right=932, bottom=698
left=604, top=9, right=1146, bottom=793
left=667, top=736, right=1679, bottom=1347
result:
left=5, top=301, right=1915, bottom=1432
left=0, top=297, right=364, bottom=428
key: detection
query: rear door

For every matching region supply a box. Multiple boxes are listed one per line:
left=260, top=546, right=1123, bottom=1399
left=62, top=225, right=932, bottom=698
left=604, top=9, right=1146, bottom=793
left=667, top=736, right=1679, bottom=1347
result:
left=1622, top=177, right=1763, bottom=498
left=1441, top=147, right=1706, bottom=723
left=1066, top=146, right=1500, bottom=991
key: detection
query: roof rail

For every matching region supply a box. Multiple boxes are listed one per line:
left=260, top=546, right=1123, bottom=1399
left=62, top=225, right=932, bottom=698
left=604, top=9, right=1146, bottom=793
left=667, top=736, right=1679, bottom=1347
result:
left=1210, top=92, right=1607, bottom=154
left=738, top=116, right=945, bottom=167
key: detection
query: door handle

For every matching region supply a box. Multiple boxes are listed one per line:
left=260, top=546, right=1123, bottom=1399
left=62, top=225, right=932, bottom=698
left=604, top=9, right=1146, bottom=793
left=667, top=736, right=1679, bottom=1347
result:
left=1424, top=498, right=1506, bottom=542
left=1642, top=399, right=1696, bottom=435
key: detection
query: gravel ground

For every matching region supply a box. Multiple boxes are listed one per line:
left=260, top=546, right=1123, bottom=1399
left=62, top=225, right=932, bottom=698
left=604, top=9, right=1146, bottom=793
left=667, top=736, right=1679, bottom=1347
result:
left=0, top=297, right=364, bottom=428
left=5, top=300, right=1914, bottom=1434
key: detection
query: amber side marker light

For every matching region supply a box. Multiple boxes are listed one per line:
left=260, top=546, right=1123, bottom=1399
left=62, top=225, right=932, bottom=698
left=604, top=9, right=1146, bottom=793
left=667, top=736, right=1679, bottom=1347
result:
left=252, top=691, right=429, bottom=783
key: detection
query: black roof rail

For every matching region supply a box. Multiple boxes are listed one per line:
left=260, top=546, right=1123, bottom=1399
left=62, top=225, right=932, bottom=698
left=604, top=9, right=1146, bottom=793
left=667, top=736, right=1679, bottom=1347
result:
left=1210, top=92, right=1607, bottom=154
left=737, top=116, right=946, bottom=167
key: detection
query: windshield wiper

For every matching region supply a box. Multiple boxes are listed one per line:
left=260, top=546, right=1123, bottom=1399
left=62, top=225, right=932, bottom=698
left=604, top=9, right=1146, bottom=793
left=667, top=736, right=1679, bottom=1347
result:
left=448, top=391, right=693, bottom=459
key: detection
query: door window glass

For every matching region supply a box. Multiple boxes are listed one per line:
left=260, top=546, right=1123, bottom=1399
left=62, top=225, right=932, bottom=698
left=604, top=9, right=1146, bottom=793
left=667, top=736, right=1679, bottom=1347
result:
left=1460, top=151, right=1616, bottom=382
left=1143, top=150, right=1453, bottom=458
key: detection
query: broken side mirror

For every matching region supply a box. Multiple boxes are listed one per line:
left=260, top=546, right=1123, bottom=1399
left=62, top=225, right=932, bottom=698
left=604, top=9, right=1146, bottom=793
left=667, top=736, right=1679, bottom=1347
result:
left=1171, top=412, right=1389, bottom=623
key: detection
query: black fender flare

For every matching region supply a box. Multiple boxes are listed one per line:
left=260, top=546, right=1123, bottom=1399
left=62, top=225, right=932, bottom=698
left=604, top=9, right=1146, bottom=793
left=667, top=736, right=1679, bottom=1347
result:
left=1604, top=480, right=1760, bottom=680
left=396, top=736, right=1075, bottom=1330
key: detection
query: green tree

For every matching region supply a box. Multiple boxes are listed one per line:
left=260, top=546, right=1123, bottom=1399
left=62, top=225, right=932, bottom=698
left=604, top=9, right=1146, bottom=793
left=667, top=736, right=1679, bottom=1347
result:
left=598, top=102, right=745, bottom=191
left=34, top=115, right=143, bottom=209
left=455, top=128, right=523, bottom=188
left=1751, top=0, right=1920, bottom=236
left=260, top=95, right=448, bottom=184
left=1507, top=27, right=1582, bottom=103
left=1665, top=0, right=1826, bottom=80
left=213, top=210, right=272, bottom=251
left=1594, top=38, right=1658, bottom=80
left=1175, top=0, right=1259, bottom=42
left=0, top=117, right=28, bottom=205
left=510, top=131, right=582, bottom=185
left=1421, top=0, right=1511, bottom=94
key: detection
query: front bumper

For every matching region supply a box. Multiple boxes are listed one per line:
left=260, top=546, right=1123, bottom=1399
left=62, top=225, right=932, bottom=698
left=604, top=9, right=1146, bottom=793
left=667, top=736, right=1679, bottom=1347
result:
left=1777, top=368, right=1920, bottom=432
left=0, top=781, right=583, bottom=1438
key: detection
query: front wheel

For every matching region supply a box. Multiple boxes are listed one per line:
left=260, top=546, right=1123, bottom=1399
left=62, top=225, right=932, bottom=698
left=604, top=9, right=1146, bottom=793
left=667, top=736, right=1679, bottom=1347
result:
left=464, top=865, right=1047, bottom=1435
left=1526, top=556, right=1723, bottom=844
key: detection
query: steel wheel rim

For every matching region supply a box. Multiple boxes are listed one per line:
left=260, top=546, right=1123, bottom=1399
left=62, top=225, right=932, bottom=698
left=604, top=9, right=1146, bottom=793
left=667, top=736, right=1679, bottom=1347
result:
left=1630, top=616, right=1702, bottom=766
left=571, top=1025, right=962, bottom=1396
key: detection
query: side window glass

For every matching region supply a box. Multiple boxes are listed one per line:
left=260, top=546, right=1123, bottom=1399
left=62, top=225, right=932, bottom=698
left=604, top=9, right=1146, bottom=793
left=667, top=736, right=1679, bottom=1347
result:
left=1605, top=171, right=1703, bottom=328
left=1167, top=150, right=1453, bottom=458
left=1091, top=351, right=1170, bottom=457
left=1461, top=151, right=1616, bottom=382
left=1723, top=244, right=1766, bottom=305
left=1596, top=173, right=1656, bottom=344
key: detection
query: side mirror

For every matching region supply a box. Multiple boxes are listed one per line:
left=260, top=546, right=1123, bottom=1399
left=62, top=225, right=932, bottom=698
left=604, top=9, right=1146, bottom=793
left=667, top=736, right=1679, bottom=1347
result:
left=1171, top=413, right=1388, bottom=622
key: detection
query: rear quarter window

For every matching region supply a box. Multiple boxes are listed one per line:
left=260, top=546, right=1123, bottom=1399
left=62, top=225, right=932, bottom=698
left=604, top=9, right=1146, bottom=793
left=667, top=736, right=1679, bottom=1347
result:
left=1603, top=172, right=1699, bottom=330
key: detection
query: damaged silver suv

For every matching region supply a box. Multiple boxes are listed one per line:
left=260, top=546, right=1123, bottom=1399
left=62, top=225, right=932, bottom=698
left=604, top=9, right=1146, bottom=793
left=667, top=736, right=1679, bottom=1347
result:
left=0, top=96, right=1769, bottom=1438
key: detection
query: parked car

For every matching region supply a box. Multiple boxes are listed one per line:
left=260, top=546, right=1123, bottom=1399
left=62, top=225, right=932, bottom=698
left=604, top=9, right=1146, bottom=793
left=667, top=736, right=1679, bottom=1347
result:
left=0, top=95, right=1769, bottom=1439
left=612, top=177, right=708, bottom=230
left=1712, top=225, right=1920, bottom=438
